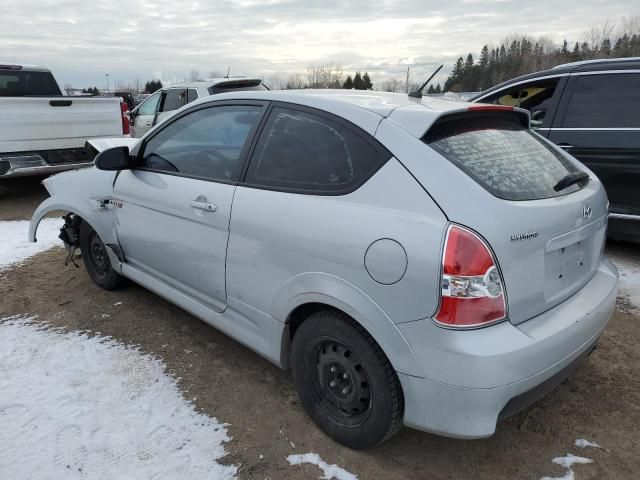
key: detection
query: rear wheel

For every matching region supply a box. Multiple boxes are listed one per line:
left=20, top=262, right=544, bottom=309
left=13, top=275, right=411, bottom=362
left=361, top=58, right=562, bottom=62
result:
left=79, top=221, right=123, bottom=290
left=291, top=310, right=404, bottom=449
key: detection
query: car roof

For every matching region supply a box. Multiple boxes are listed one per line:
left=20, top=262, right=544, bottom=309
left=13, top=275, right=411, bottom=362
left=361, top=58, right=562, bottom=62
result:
left=186, top=89, right=475, bottom=137
left=471, top=56, right=640, bottom=100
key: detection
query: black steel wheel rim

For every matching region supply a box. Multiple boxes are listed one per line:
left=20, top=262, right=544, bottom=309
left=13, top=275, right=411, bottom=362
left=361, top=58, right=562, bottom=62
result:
left=89, top=232, right=109, bottom=278
left=307, top=338, right=373, bottom=428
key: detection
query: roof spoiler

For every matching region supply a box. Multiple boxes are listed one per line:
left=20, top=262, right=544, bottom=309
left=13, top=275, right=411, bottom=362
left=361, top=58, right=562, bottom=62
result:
left=419, top=106, right=531, bottom=139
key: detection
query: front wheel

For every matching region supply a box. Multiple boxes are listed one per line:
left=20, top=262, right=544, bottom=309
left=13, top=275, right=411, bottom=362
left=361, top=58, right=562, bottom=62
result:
left=291, top=310, right=404, bottom=449
left=79, top=221, right=124, bottom=290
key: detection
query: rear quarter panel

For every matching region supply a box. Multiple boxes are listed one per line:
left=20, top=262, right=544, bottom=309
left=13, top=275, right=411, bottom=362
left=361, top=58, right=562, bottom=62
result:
left=226, top=158, right=448, bottom=325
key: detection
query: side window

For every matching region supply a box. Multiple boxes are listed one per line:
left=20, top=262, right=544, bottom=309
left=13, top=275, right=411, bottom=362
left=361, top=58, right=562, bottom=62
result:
left=562, top=73, right=640, bottom=128
left=137, top=92, right=161, bottom=116
left=482, top=78, right=560, bottom=127
left=141, top=105, right=262, bottom=182
left=171, top=89, right=199, bottom=109
left=186, top=88, right=198, bottom=105
left=245, top=107, right=389, bottom=193
left=160, top=89, right=183, bottom=112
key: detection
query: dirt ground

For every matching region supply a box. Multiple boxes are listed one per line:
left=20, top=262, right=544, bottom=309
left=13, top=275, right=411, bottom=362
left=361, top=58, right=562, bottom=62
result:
left=1, top=176, right=639, bottom=479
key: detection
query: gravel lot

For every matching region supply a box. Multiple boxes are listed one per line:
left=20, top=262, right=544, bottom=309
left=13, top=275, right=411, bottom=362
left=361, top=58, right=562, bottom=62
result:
left=1, top=175, right=639, bottom=479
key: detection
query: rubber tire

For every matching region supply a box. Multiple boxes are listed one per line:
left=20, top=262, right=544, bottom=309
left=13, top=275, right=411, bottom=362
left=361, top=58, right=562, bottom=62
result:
left=79, top=221, right=123, bottom=290
left=291, top=310, right=404, bottom=449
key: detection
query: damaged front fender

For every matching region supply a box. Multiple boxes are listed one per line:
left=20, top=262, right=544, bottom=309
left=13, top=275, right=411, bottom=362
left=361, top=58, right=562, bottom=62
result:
left=29, top=167, right=121, bottom=253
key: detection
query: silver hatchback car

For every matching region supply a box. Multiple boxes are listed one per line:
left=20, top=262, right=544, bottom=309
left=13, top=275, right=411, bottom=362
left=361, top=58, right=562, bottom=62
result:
left=30, top=90, right=618, bottom=449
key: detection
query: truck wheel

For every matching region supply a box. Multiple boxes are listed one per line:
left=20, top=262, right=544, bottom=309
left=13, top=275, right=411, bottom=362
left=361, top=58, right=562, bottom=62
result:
left=79, top=221, right=123, bottom=290
left=291, top=310, right=404, bottom=449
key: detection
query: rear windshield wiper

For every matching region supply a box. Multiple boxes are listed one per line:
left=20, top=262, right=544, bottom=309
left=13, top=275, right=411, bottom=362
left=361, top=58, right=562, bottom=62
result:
left=553, top=171, right=590, bottom=192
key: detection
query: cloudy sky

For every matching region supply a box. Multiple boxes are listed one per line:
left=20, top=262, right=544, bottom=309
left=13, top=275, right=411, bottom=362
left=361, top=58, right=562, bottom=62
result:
left=2, top=0, right=638, bottom=89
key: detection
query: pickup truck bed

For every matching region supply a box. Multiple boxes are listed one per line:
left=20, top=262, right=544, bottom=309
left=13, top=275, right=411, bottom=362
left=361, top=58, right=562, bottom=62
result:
left=0, top=64, right=128, bottom=178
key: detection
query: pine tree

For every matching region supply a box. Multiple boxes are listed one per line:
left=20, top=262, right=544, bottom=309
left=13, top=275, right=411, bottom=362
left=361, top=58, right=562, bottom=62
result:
left=362, top=72, right=373, bottom=90
left=479, top=45, right=489, bottom=67
left=343, top=75, right=353, bottom=89
left=572, top=42, right=581, bottom=60
left=353, top=72, right=364, bottom=90
left=452, top=57, right=464, bottom=79
left=464, top=53, right=474, bottom=70
left=427, top=85, right=435, bottom=94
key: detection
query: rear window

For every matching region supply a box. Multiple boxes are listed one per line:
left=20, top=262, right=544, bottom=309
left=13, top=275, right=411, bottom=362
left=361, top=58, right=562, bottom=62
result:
left=0, top=70, right=61, bottom=96
left=424, top=115, right=582, bottom=201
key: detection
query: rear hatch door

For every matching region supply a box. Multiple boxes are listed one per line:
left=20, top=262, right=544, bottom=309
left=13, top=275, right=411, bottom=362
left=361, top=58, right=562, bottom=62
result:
left=388, top=107, right=608, bottom=325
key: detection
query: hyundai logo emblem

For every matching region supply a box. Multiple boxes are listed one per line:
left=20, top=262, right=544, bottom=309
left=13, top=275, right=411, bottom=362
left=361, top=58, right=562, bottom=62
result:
left=582, top=205, right=592, bottom=219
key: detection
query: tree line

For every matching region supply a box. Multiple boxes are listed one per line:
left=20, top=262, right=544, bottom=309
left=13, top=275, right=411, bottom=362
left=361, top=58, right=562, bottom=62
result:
left=443, top=17, right=640, bottom=93
left=144, top=80, right=163, bottom=93
left=265, top=64, right=373, bottom=90
left=81, top=87, right=100, bottom=95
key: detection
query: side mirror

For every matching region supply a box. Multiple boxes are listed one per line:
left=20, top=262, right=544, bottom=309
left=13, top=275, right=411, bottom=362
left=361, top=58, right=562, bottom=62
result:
left=95, top=146, right=132, bottom=171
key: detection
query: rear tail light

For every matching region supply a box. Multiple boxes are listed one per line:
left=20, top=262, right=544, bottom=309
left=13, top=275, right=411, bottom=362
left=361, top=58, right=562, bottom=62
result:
left=120, top=101, right=130, bottom=135
left=434, top=224, right=507, bottom=328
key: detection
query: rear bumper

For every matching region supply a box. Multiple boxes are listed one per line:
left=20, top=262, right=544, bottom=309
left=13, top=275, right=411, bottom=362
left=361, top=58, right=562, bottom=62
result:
left=397, top=257, right=618, bottom=438
left=0, top=160, right=94, bottom=178
left=0, top=148, right=95, bottom=178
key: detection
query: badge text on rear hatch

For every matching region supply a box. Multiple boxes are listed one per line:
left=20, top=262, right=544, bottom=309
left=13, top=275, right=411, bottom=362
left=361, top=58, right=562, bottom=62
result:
left=510, top=231, right=539, bottom=242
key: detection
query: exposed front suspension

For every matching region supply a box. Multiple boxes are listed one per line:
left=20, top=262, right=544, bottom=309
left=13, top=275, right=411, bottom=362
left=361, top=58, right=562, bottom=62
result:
left=58, top=213, right=82, bottom=267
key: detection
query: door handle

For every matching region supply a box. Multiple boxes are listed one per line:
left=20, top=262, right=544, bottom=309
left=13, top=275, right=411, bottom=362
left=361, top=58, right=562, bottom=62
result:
left=558, top=144, right=574, bottom=150
left=190, top=200, right=217, bottom=212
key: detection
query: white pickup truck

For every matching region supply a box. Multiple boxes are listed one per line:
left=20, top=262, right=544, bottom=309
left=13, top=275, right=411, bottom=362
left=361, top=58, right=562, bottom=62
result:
left=0, top=63, right=130, bottom=178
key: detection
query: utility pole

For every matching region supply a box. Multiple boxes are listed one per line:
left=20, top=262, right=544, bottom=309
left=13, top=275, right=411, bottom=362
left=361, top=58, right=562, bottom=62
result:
left=405, top=66, right=410, bottom=94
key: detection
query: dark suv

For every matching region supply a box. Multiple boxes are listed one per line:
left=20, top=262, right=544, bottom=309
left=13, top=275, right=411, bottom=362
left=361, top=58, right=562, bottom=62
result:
left=471, top=57, right=640, bottom=243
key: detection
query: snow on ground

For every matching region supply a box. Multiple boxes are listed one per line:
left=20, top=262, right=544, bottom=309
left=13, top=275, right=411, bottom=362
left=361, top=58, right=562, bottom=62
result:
left=608, top=250, right=640, bottom=315
left=539, top=454, right=593, bottom=480
left=0, top=218, right=62, bottom=271
left=287, top=453, right=357, bottom=480
left=574, top=438, right=602, bottom=449
left=539, top=439, right=603, bottom=480
left=0, top=316, right=237, bottom=480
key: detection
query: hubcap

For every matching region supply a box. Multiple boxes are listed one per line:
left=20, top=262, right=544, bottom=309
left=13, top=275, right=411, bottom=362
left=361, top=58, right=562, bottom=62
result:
left=89, top=232, right=109, bottom=277
left=311, top=339, right=372, bottom=427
